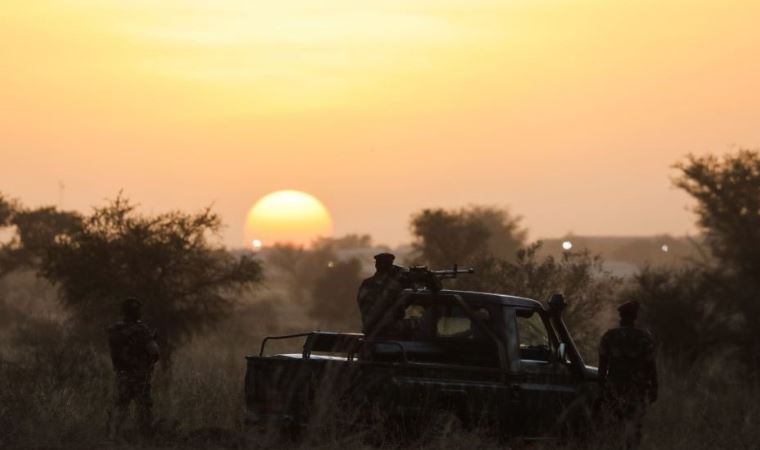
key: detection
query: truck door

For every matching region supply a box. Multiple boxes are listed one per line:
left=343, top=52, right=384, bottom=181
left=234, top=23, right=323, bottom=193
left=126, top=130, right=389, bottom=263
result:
left=509, top=307, right=576, bottom=436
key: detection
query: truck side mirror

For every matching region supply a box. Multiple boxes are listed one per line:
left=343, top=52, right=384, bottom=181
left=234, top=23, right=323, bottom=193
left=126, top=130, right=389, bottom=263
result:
left=556, top=343, right=567, bottom=363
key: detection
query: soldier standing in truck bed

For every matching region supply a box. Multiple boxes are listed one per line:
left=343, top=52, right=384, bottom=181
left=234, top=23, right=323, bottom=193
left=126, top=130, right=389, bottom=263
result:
left=598, top=300, right=658, bottom=450
left=356, top=253, right=413, bottom=337
left=107, top=297, right=160, bottom=440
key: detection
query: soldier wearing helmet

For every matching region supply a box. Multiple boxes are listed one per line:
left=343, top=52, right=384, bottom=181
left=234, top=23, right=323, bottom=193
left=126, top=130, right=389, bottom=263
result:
left=106, top=298, right=160, bottom=440
left=598, top=300, right=658, bottom=449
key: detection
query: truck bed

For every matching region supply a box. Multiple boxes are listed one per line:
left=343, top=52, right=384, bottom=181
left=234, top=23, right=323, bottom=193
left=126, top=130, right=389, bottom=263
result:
left=244, top=352, right=513, bottom=431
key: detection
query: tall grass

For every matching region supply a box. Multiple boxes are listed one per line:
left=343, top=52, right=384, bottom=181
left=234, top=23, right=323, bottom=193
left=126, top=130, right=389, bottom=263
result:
left=1, top=272, right=756, bottom=449
left=2, top=335, right=758, bottom=449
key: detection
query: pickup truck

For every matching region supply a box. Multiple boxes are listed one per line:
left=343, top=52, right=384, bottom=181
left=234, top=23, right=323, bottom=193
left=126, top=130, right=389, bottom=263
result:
left=244, top=290, right=599, bottom=440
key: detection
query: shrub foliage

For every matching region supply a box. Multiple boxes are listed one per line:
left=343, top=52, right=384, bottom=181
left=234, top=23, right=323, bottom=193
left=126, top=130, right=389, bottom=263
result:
left=39, top=195, right=262, bottom=357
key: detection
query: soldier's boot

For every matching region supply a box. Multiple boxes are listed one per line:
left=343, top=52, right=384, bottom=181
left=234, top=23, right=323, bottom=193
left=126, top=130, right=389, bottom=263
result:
left=107, top=407, right=128, bottom=441
left=136, top=400, right=155, bottom=440
left=623, top=418, right=643, bottom=450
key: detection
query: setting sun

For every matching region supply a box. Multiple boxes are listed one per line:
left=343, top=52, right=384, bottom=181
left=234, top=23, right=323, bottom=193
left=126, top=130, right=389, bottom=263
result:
left=244, top=190, right=333, bottom=249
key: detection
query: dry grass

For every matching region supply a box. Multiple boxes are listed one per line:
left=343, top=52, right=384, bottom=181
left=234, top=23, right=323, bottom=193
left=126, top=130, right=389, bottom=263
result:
left=2, top=336, right=758, bottom=450
left=1, top=272, right=756, bottom=449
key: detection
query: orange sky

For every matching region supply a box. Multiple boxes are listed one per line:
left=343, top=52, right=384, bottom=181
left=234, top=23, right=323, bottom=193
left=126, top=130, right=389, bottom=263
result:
left=3, top=0, right=760, bottom=247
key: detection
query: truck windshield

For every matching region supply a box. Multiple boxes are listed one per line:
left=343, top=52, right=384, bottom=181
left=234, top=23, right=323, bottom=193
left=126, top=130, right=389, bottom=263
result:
left=437, top=305, right=493, bottom=341
left=437, top=305, right=470, bottom=336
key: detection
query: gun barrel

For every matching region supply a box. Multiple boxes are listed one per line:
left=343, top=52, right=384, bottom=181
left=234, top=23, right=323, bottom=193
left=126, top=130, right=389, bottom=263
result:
left=430, top=268, right=475, bottom=278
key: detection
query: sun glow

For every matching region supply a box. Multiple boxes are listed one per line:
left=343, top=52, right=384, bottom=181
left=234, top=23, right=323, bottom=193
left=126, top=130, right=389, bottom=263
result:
left=244, top=190, right=333, bottom=248
left=6, top=1, right=760, bottom=246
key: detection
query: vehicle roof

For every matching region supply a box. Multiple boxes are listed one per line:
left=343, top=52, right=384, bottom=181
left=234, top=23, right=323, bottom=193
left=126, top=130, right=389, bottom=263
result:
left=407, top=289, right=544, bottom=309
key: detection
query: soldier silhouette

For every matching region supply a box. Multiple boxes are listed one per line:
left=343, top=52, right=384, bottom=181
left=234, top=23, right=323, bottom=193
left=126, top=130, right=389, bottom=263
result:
left=356, top=253, right=412, bottom=337
left=106, top=298, right=160, bottom=440
left=598, top=300, right=658, bottom=450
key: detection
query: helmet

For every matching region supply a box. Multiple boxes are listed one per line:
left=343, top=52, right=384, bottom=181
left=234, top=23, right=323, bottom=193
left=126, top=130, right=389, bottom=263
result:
left=617, top=301, right=640, bottom=320
left=122, top=297, right=142, bottom=319
left=374, top=253, right=395, bottom=263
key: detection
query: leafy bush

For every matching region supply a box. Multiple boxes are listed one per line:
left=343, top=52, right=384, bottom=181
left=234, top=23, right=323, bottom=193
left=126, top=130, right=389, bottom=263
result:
left=39, top=195, right=262, bottom=361
left=620, top=266, right=727, bottom=363
left=410, top=206, right=526, bottom=267
left=307, top=258, right=364, bottom=331
left=455, top=243, right=620, bottom=358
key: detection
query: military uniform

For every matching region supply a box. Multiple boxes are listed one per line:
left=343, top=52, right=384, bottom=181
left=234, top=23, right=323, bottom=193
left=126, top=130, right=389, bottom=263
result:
left=598, top=303, right=658, bottom=450
left=107, top=316, right=159, bottom=438
left=357, top=264, right=410, bottom=336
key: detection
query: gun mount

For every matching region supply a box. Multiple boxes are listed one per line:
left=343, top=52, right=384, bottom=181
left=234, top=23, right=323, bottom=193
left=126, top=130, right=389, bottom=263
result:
left=406, top=264, right=475, bottom=292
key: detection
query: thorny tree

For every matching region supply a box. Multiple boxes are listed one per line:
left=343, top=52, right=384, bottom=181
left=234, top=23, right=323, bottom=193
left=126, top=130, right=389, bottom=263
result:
left=41, top=195, right=262, bottom=362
